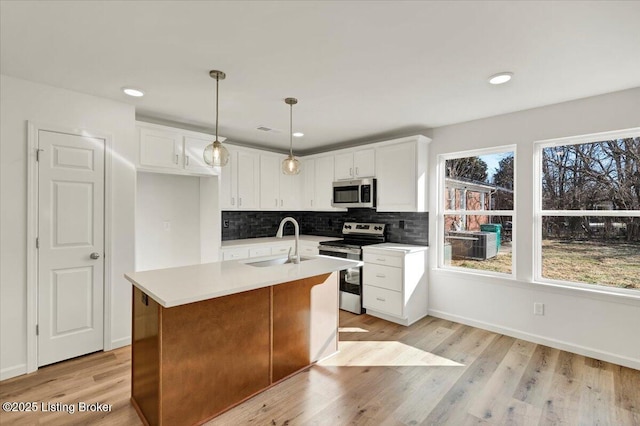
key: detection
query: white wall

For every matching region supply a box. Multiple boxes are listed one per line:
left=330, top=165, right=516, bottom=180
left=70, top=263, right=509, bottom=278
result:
left=428, top=87, right=640, bottom=370
left=0, top=75, right=136, bottom=380
left=136, top=172, right=202, bottom=271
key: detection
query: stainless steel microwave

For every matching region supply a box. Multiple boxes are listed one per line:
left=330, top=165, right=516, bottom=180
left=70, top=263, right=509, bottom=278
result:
left=332, top=178, right=376, bottom=208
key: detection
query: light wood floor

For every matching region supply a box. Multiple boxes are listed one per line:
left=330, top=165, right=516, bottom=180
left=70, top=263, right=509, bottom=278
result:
left=1, top=312, right=638, bottom=425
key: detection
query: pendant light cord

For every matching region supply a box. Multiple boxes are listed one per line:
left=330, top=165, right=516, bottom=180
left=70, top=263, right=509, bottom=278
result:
left=289, top=102, right=293, bottom=157
left=215, top=76, right=219, bottom=142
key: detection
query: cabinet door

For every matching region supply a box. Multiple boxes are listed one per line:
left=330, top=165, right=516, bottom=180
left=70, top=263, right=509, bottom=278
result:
left=237, top=150, right=260, bottom=209
left=280, top=171, right=301, bottom=210
left=334, top=153, right=354, bottom=180
left=314, top=155, right=336, bottom=210
left=184, top=136, right=215, bottom=175
left=302, top=159, right=316, bottom=210
left=219, top=148, right=238, bottom=210
left=221, top=247, right=249, bottom=261
left=375, top=141, right=416, bottom=211
left=353, top=149, right=375, bottom=178
left=139, top=128, right=182, bottom=170
left=260, top=155, right=280, bottom=209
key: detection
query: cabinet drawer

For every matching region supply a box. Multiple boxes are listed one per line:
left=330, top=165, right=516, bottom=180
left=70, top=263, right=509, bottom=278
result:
left=363, top=285, right=403, bottom=317
left=300, top=245, right=319, bottom=256
left=363, top=263, right=402, bottom=292
left=271, top=245, right=293, bottom=255
left=363, top=253, right=403, bottom=268
left=249, top=247, right=271, bottom=258
left=222, top=248, right=249, bottom=261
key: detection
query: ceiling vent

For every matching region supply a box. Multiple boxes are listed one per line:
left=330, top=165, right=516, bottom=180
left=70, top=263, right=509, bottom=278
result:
left=257, top=126, right=281, bottom=133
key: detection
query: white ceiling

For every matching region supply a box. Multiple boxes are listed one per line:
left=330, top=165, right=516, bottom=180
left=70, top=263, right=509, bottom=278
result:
left=2, top=1, right=639, bottom=154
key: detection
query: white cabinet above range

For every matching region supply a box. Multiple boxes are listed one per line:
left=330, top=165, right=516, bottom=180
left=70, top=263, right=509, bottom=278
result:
left=136, top=122, right=220, bottom=176
left=334, top=148, right=375, bottom=180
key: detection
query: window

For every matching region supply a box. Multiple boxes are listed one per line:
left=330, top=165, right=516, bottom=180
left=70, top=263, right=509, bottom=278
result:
left=535, top=129, right=640, bottom=293
left=438, top=147, right=515, bottom=276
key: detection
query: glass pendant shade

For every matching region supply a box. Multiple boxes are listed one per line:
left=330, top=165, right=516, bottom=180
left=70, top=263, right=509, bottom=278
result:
left=282, top=154, right=301, bottom=175
left=203, top=140, right=230, bottom=167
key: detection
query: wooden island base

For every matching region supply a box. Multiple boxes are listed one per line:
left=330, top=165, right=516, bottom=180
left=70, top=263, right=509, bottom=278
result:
left=131, top=272, right=338, bottom=426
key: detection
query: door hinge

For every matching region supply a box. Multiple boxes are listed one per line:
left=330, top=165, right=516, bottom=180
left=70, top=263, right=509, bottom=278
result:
left=36, top=237, right=39, bottom=249
left=36, top=324, right=39, bottom=336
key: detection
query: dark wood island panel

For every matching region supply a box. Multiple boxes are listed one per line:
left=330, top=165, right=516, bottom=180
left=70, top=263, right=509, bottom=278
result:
left=131, top=272, right=338, bottom=426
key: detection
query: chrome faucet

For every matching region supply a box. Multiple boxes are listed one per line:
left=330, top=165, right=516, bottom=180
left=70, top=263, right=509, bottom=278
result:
left=276, top=217, right=300, bottom=264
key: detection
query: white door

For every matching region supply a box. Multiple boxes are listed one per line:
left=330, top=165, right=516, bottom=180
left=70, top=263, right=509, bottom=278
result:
left=260, top=154, right=280, bottom=209
left=184, top=136, right=215, bottom=175
left=353, top=148, right=375, bottom=178
left=315, top=155, right=336, bottom=210
left=334, top=152, right=354, bottom=180
left=219, top=148, right=237, bottom=209
left=236, top=150, right=260, bottom=209
left=302, top=159, right=316, bottom=210
left=37, top=130, right=105, bottom=367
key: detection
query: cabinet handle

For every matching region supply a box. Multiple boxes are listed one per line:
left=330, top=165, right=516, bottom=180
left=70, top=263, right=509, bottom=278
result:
left=185, top=156, right=190, bottom=166
left=311, top=200, right=313, bottom=207
left=376, top=273, right=386, bottom=278
left=239, top=197, right=242, bottom=207
left=280, top=199, right=283, bottom=207
left=376, top=258, right=386, bottom=262
left=356, top=166, right=359, bottom=176
left=376, top=297, right=386, bottom=302
left=175, top=154, right=179, bottom=164
left=350, top=167, right=353, bottom=176
left=231, top=197, right=235, bottom=206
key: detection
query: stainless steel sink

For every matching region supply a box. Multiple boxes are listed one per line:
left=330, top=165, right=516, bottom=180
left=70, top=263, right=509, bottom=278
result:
left=243, top=256, right=313, bottom=267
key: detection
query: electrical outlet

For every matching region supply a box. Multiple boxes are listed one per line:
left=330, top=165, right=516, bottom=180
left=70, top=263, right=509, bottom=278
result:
left=534, top=302, right=545, bottom=316
left=163, top=221, right=171, bottom=231
left=223, top=220, right=230, bottom=228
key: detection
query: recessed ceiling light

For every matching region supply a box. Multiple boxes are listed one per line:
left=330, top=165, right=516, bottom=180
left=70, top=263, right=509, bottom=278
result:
left=293, top=132, right=304, bottom=137
left=122, top=87, right=145, bottom=97
left=488, top=72, right=513, bottom=85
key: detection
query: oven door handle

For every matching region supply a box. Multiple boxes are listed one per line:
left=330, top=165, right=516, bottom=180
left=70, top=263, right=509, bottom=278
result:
left=319, top=246, right=361, bottom=256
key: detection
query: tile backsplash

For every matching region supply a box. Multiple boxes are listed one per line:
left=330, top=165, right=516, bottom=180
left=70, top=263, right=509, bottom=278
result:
left=222, top=209, right=428, bottom=245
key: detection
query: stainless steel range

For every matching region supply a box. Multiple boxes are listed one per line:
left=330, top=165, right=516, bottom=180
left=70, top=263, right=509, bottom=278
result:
left=318, top=222, right=386, bottom=314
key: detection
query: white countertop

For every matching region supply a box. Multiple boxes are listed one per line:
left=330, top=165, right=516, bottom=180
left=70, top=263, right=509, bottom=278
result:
left=364, top=242, right=429, bottom=253
left=221, top=234, right=341, bottom=248
left=125, top=255, right=359, bottom=308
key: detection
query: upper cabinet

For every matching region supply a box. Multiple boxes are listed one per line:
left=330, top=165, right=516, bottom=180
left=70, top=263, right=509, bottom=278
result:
left=375, top=136, right=429, bottom=212
left=259, top=153, right=301, bottom=210
left=334, top=148, right=375, bottom=180
left=220, top=146, right=261, bottom=210
left=137, top=122, right=218, bottom=176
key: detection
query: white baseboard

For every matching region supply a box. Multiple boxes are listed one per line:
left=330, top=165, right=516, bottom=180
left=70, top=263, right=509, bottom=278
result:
left=110, top=336, right=131, bottom=349
left=429, top=309, right=640, bottom=371
left=1, top=364, right=27, bottom=381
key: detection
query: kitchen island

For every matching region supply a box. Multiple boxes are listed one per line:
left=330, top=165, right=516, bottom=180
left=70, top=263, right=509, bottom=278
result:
left=125, top=255, right=359, bottom=426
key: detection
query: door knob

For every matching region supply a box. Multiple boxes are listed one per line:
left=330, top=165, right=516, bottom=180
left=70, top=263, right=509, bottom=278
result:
left=90, top=252, right=100, bottom=260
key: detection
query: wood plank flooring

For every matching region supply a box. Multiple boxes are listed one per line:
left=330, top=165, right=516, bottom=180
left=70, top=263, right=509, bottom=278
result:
left=1, top=312, right=638, bottom=425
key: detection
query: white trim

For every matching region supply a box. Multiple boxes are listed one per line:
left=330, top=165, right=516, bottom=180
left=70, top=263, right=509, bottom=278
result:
left=428, top=309, right=640, bottom=371
left=539, top=210, right=640, bottom=217
left=436, top=145, right=517, bottom=278
left=1, top=364, right=27, bottom=381
left=534, top=127, right=640, bottom=149
left=26, top=122, right=114, bottom=373
left=110, top=336, right=131, bottom=349
left=444, top=209, right=514, bottom=216
left=533, top=127, right=640, bottom=290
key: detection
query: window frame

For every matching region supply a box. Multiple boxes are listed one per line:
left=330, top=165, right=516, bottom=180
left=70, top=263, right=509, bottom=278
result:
left=436, top=144, right=517, bottom=278
left=533, top=127, right=640, bottom=295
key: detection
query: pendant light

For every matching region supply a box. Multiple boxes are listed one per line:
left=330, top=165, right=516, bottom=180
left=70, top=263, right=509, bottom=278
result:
left=203, top=70, right=230, bottom=167
left=282, top=97, right=301, bottom=175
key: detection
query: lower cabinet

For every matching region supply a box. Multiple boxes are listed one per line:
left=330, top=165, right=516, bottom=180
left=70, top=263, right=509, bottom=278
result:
left=220, top=239, right=321, bottom=261
left=363, top=244, right=428, bottom=326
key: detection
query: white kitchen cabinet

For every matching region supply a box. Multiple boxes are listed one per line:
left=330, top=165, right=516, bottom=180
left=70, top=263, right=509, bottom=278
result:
left=259, top=154, right=301, bottom=210
left=301, top=158, right=315, bottom=209
left=363, top=244, right=428, bottom=326
left=375, top=136, right=429, bottom=212
left=334, top=148, right=375, bottom=180
left=137, top=122, right=221, bottom=176
left=249, top=246, right=271, bottom=258
left=221, top=247, right=249, bottom=261
left=139, top=127, right=183, bottom=170
left=221, top=147, right=260, bottom=210
left=314, top=155, right=341, bottom=210
left=184, top=136, right=215, bottom=175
